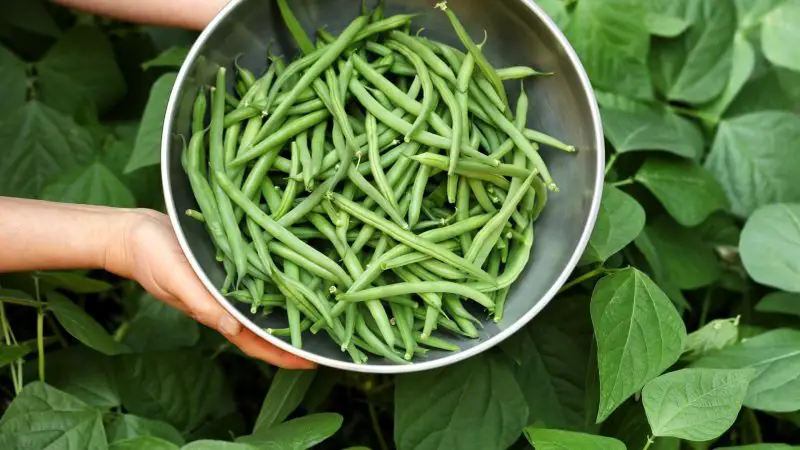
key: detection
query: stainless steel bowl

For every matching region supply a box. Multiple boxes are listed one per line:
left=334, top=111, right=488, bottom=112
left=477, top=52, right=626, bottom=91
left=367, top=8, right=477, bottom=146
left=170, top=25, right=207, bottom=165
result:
left=162, top=0, right=604, bottom=373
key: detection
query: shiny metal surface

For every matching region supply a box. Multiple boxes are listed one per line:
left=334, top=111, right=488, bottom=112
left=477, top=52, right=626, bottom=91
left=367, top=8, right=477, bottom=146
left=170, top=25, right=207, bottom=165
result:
left=162, top=0, right=604, bottom=373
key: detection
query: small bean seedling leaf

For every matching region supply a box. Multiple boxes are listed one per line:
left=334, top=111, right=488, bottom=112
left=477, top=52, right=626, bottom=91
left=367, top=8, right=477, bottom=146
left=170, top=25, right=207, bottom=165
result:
left=109, top=436, right=180, bottom=450
left=642, top=368, right=754, bottom=441
left=47, top=291, right=124, bottom=356
left=125, top=72, right=178, bottom=173
left=761, top=0, right=800, bottom=71
left=253, top=368, right=317, bottom=433
left=591, top=267, right=687, bottom=422
left=523, top=427, right=626, bottom=450
left=238, top=413, right=343, bottom=449
left=683, top=317, right=740, bottom=361
left=581, top=185, right=645, bottom=265
left=740, top=203, right=800, bottom=293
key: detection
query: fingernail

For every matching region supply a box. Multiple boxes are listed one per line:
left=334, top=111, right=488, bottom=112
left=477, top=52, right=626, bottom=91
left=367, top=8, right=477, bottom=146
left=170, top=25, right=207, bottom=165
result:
left=218, top=314, right=242, bottom=337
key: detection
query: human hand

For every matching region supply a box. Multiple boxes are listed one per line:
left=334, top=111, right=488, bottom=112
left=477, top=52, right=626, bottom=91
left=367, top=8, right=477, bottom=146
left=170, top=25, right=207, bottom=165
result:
left=104, top=209, right=316, bottom=370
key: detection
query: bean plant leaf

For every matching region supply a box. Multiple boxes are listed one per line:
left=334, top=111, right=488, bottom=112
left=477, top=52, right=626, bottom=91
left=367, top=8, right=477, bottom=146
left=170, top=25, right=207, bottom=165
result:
left=761, top=0, right=800, bottom=71
left=0, top=382, right=107, bottom=449
left=181, top=441, right=255, bottom=450
left=43, top=346, right=120, bottom=409
left=649, top=0, right=737, bottom=104
left=726, top=66, right=800, bottom=118
left=581, top=185, right=645, bottom=264
left=0, top=44, right=28, bottom=120
left=394, top=352, right=528, bottom=450
left=720, top=445, right=799, bottom=450
left=40, top=161, right=136, bottom=208
left=600, top=106, right=703, bottom=159
left=253, top=369, right=317, bottom=433
left=122, top=293, right=200, bottom=352
left=38, top=271, right=115, bottom=294
left=523, top=427, right=625, bottom=450
left=600, top=401, right=681, bottom=450
left=683, top=317, right=740, bottom=361
left=705, top=112, right=800, bottom=217
left=46, top=292, right=124, bottom=356
left=701, top=34, right=756, bottom=122
left=693, top=329, right=800, bottom=412
left=0, top=101, right=94, bottom=198
left=645, top=13, right=690, bottom=37
left=564, top=0, right=652, bottom=100
left=109, top=436, right=180, bottom=450
left=0, top=0, right=61, bottom=37
left=590, top=267, right=687, bottom=422
left=755, top=292, right=800, bottom=317
left=0, top=344, right=31, bottom=369
left=142, top=46, right=189, bottom=70
left=740, top=203, right=800, bottom=293
left=636, top=157, right=728, bottom=227
left=734, top=0, right=789, bottom=28
left=107, top=415, right=185, bottom=446
left=36, top=25, right=126, bottom=115
left=125, top=72, right=178, bottom=173
left=642, top=368, right=754, bottom=441
left=238, top=413, right=343, bottom=449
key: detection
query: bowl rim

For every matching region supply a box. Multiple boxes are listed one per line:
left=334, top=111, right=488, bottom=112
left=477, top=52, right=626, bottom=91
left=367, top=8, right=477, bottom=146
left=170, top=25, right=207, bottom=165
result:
left=162, top=0, right=605, bottom=374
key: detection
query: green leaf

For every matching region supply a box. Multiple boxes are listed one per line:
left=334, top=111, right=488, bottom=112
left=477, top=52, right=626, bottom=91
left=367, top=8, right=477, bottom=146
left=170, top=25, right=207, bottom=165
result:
left=394, top=352, right=528, bottom=450
left=761, top=0, right=800, bottom=71
left=44, top=346, right=120, bottom=409
left=36, top=25, right=126, bottom=115
left=683, top=317, right=740, bottom=361
left=642, top=368, right=754, bottom=441
left=693, top=329, right=800, bottom=412
left=40, top=161, right=135, bottom=208
left=646, top=13, right=690, bottom=37
left=565, top=0, right=652, bottom=100
left=238, top=413, right=343, bottom=449
left=122, top=293, right=200, bottom=352
left=600, top=105, right=704, bottom=158
left=125, top=72, right=178, bottom=173
left=534, top=0, right=570, bottom=28
left=253, top=369, right=317, bottom=433
left=46, top=292, right=123, bottom=356
left=590, top=267, right=687, bottom=422
left=524, top=428, right=625, bottom=449
left=705, top=112, right=800, bottom=217
left=600, top=401, right=681, bottom=450
left=734, top=0, right=789, bottom=28
left=650, top=0, right=737, bottom=104
left=142, top=46, right=189, bottom=70
left=719, top=445, right=799, bottom=450
left=0, top=382, right=107, bottom=449
left=642, top=216, right=722, bottom=290
left=0, top=344, right=31, bottom=369
left=755, top=292, right=800, bottom=317
left=581, top=185, right=645, bottom=264
left=107, top=415, right=185, bottom=446
left=726, top=66, right=800, bottom=118
left=0, top=0, right=61, bottom=37
left=115, top=350, right=231, bottom=432
left=182, top=441, right=255, bottom=450
left=0, top=288, right=40, bottom=307
left=740, top=203, right=800, bottom=293
left=636, top=157, right=729, bottom=227
left=0, top=44, right=28, bottom=120
left=110, top=436, right=180, bottom=450
left=38, top=271, right=115, bottom=294
left=702, top=34, right=756, bottom=122
left=0, top=101, right=94, bottom=198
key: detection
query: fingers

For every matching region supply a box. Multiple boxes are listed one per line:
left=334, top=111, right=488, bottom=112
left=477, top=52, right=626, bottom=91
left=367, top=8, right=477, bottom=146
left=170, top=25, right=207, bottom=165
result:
left=225, top=327, right=317, bottom=370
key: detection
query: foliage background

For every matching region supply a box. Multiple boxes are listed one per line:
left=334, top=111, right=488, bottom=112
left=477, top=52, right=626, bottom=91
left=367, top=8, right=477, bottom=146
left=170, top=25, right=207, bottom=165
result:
left=0, top=0, right=799, bottom=449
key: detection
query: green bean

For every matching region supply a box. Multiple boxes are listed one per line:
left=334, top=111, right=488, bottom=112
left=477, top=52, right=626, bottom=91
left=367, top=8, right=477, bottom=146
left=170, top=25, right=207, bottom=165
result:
left=422, top=306, right=439, bottom=340
left=530, top=175, right=547, bottom=221
left=221, top=257, right=235, bottom=293
left=294, top=132, right=313, bottom=191
left=389, top=31, right=456, bottom=82
left=409, top=153, right=510, bottom=189
left=239, top=63, right=277, bottom=109
left=277, top=0, right=315, bottom=54
left=227, top=290, right=285, bottom=307
left=443, top=293, right=481, bottom=325
left=266, top=241, right=337, bottom=282
left=274, top=143, right=301, bottom=218
left=522, top=128, right=576, bottom=152
left=385, top=40, right=437, bottom=142
left=455, top=177, right=472, bottom=253
left=366, top=41, right=392, bottom=57
left=417, top=333, right=460, bottom=352
left=496, top=66, right=550, bottom=80
left=381, top=242, right=466, bottom=271
left=355, top=312, right=407, bottom=364
left=366, top=112, right=398, bottom=208
left=223, top=121, right=241, bottom=171
left=185, top=209, right=205, bottom=223
left=233, top=109, right=328, bottom=166
left=267, top=319, right=311, bottom=337
left=476, top=76, right=506, bottom=113
left=391, top=302, right=416, bottom=360
left=407, top=150, right=433, bottom=229
left=260, top=177, right=282, bottom=214
left=192, top=87, right=207, bottom=135
left=353, top=14, right=419, bottom=42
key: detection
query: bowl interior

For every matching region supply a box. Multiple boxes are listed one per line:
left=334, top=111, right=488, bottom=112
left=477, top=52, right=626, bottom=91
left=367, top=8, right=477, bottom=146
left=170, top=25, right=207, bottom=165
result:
left=163, top=0, right=603, bottom=373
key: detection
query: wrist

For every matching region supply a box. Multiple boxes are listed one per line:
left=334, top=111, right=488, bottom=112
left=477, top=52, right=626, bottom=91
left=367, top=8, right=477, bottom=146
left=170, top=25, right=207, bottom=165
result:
left=101, top=208, right=164, bottom=279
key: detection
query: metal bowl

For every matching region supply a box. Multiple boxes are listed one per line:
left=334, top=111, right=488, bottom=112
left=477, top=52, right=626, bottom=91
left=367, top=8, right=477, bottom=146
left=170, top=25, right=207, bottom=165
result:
left=162, top=0, right=604, bottom=373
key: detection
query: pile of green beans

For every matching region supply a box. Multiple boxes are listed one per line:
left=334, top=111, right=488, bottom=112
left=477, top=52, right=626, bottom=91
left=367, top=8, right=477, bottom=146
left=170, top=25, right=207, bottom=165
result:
left=183, top=0, right=575, bottom=364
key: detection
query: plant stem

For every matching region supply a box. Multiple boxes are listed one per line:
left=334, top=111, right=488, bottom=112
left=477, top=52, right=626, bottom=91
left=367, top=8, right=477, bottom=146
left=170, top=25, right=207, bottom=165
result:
left=368, top=402, right=389, bottom=450
left=604, top=153, right=619, bottom=177
left=559, top=267, right=607, bottom=293
left=744, top=408, right=763, bottom=443
left=609, top=178, right=635, bottom=188
left=34, top=277, right=45, bottom=383
left=642, top=436, right=655, bottom=450
left=0, top=302, right=22, bottom=394
left=699, top=287, right=714, bottom=327
left=46, top=314, right=68, bottom=348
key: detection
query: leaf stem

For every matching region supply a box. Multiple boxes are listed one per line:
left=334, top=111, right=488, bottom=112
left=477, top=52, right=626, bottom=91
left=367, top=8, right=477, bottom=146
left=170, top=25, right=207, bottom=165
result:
left=368, top=402, right=389, bottom=450
left=604, top=153, right=619, bottom=177
left=35, top=277, right=45, bottom=383
left=559, top=266, right=608, bottom=293
left=609, top=178, right=635, bottom=188
left=0, top=302, right=23, bottom=394
left=642, top=436, right=655, bottom=450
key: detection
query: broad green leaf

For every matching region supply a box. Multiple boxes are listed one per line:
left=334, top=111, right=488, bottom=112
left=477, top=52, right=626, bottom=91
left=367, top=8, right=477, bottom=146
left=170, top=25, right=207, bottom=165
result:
left=683, top=317, right=740, bottom=361
left=0, top=0, right=61, bottom=37
left=0, top=44, right=27, bottom=120
left=253, top=369, right=317, bottom=433
left=636, top=157, right=728, bottom=227
left=107, top=415, right=185, bottom=446
left=581, top=185, right=645, bottom=264
left=115, top=350, right=231, bottom=432
left=125, top=72, right=178, bottom=173
left=394, top=352, right=528, bottom=450
left=706, top=112, right=800, bottom=217
left=0, top=382, right=107, bottom=449
left=761, top=0, right=800, bottom=71
left=740, top=203, right=800, bottom=292
left=640, top=217, right=721, bottom=290
left=590, top=268, right=687, bottom=422
left=755, top=292, right=800, bottom=317
left=720, top=445, right=798, bottom=450
left=0, top=344, right=31, bottom=369
left=182, top=441, right=255, bottom=450
left=301, top=368, right=343, bottom=413
left=695, top=212, right=742, bottom=247
left=110, top=436, right=180, bottom=450
left=650, top=0, right=737, bottom=104
left=565, top=0, right=652, bottom=100
left=642, top=368, right=754, bottom=441
left=600, top=106, right=703, bottom=158
left=726, top=66, right=800, bottom=118
left=46, top=292, right=123, bottom=356
left=735, top=0, right=789, bottom=28
left=0, top=101, right=94, bottom=198
left=142, top=46, right=189, bottom=70
left=38, top=271, right=115, bottom=294
left=702, top=34, right=756, bottom=122
left=693, top=329, right=800, bottom=412
left=523, top=427, right=625, bottom=450
left=534, top=0, right=570, bottom=28
left=44, top=346, right=119, bottom=408
left=238, top=413, right=343, bottom=449
left=41, top=161, right=135, bottom=208
left=36, top=25, right=126, bottom=115
left=646, top=13, right=690, bottom=37
left=122, top=293, right=200, bottom=352
left=0, top=288, right=41, bottom=307
left=600, top=401, right=681, bottom=450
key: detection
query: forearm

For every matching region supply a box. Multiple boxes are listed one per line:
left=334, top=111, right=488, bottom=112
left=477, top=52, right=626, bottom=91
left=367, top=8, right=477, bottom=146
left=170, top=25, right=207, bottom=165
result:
left=0, top=197, right=129, bottom=273
left=51, top=0, right=231, bottom=30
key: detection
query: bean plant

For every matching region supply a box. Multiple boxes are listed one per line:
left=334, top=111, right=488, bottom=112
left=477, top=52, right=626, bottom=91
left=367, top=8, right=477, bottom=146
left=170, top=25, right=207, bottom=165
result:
left=0, top=0, right=799, bottom=449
